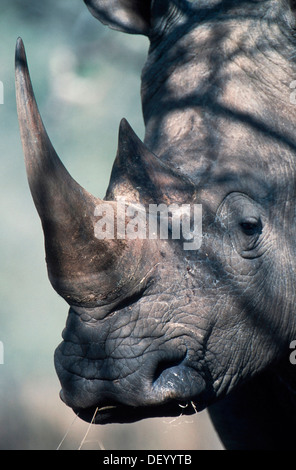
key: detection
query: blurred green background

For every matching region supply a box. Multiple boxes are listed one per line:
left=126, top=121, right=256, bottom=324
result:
left=0, top=0, right=223, bottom=450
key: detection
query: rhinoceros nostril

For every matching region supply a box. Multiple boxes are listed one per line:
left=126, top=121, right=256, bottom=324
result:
left=152, top=353, right=186, bottom=383
left=149, top=349, right=207, bottom=405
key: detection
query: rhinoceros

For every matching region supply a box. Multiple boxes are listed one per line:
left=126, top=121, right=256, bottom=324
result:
left=15, top=0, right=296, bottom=450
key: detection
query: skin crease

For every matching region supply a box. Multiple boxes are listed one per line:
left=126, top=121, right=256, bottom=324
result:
left=16, top=0, right=296, bottom=450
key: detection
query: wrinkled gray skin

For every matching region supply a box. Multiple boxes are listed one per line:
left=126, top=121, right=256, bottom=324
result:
left=16, top=0, right=296, bottom=449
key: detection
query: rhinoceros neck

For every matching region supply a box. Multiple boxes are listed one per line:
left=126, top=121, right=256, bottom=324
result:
left=209, top=356, right=296, bottom=449
left=141, top=12, right=296, bottom=184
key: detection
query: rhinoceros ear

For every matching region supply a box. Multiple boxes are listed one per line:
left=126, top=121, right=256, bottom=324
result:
left=106, top=119, right=196, bottom=204
left=84, top=0, right=152, bottom=35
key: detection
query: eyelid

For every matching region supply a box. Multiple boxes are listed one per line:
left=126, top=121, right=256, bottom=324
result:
left=240, top=217, right=259, bottom=226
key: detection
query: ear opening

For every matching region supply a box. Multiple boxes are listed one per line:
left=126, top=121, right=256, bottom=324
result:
left=84, top=0, right=153, bottom=35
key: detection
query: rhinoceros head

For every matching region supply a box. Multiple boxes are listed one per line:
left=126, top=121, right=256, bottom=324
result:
left=16, top=0, right=296, bottom=447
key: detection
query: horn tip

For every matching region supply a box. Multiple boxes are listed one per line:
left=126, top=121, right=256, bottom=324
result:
left=15, top=37, right=27, bottom=70
left=117, top=118, right=141, bottom=165
left=16, top=36, right=24, bottom=47
left=119, top=117, right=131, bottom=135
left=118, top=117, right=141, bottom=145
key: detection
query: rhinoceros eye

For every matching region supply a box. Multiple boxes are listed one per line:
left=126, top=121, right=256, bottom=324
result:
left=240, top=218, right=262, bottom=236
left=217, top=192, right=265, bottom=258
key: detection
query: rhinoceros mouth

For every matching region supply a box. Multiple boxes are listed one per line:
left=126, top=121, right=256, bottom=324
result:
left=72, top=400, right=205, bottom=425
left=57, top=355, right=210, bottom=425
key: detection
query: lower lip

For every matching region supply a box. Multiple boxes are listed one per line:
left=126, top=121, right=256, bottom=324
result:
left=73, top=400, right=205, bottom=425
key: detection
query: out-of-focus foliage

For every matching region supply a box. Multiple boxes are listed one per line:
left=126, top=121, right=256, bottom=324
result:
left=0, top=0, right=223, bottom=449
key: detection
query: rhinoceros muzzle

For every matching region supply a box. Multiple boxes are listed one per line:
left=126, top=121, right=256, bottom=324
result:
left=53, top=304, right=210, bottom=424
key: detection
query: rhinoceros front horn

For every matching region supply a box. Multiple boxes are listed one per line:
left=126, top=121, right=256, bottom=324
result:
left=15, top=38, right=149, bottom=308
